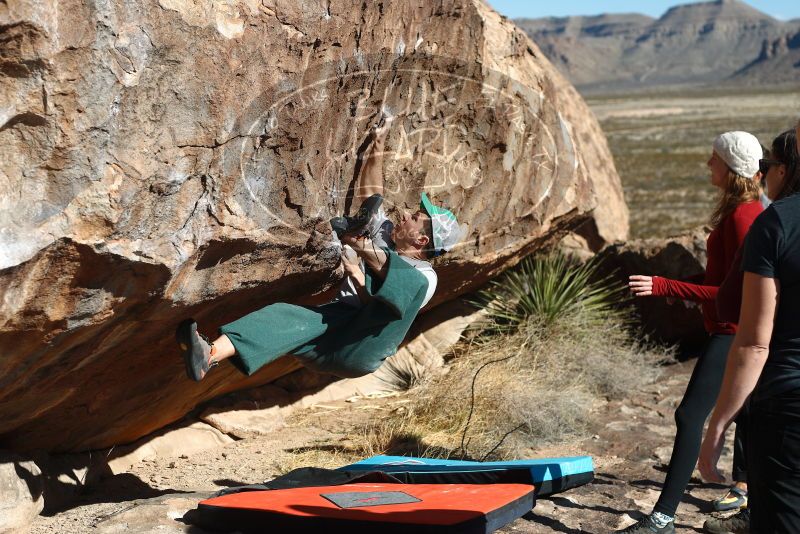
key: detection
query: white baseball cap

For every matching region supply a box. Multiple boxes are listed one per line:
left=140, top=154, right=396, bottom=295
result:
left=420, top=193, right=467, bottom=257
left=712, top=131, right=763, bottom=178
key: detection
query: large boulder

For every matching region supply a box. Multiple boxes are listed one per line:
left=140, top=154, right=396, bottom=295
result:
left=0, top=0, right=627, bottom=452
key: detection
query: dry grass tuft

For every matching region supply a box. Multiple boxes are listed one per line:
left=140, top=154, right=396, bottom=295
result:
left=353, top=419, right=454, bottom=459
left=271, top=447, right=357, bottom=475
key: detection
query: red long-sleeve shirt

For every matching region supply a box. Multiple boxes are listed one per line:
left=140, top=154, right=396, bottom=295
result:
left=651, top=200, right=763, bottom=334
left=716, top=245, right=745, bottom=324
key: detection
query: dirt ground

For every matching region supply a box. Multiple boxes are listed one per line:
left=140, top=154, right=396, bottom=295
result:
left=30, top=358, right=741, bottom=534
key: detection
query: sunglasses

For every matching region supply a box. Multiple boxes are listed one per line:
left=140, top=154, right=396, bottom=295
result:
left=759, top=158, right=783, bottom=176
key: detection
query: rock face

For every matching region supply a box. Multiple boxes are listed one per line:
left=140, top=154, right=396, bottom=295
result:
left=597, top=229, right=707, bottom=347
left=517, top=0, right=800, bottom=92
left=0, top=0, right=627, bottom=452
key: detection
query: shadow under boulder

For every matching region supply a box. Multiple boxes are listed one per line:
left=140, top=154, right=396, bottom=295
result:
left=596, top=228, right=709, bottom=354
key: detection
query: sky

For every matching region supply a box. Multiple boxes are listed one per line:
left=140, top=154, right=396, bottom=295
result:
left=487, top=0, right=800, bottom=21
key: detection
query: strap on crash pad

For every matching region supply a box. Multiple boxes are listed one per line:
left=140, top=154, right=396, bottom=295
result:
left=212, top=468, right=404, bottom=497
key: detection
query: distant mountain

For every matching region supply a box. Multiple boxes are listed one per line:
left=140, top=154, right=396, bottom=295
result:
left=734, top=29, right=800, bottom=84
left=515, top=0, right=800, bottom=92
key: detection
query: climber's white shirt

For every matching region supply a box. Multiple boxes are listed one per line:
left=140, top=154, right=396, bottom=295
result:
left=335, top=206, right=437, bottom=308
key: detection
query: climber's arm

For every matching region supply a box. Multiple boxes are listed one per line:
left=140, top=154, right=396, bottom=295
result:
left=344, top=236, right=388, bottom=280
left=355, top=119, right=392, bottom=206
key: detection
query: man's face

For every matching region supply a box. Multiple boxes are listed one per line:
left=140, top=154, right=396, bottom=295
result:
left=392, top=209, right=431, bottom=250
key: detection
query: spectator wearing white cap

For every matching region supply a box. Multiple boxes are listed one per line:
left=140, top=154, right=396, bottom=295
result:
left=619, top=131, right=765, bottom=534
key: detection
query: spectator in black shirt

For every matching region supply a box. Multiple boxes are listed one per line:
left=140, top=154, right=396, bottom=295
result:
left=699, top=128, right=800, bottom=532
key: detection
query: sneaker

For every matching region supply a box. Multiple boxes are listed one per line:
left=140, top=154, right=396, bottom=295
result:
left=703, top=509, right=750, bottom=534
left=618, top=515, right=675, bottom=533
left=711, top=486, right=747, bottom=512
left=330, top=193, right=384, bottom=239
left=176, top=319, right=216, bottom=381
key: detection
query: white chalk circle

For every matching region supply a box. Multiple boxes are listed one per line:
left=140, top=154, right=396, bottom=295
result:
left=221, top=55, right=577, bottom=246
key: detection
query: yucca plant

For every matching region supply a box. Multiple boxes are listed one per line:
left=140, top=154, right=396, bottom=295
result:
left=377, top=354, right=426, bottom=392
left=475, top=253, right=629, bottom=331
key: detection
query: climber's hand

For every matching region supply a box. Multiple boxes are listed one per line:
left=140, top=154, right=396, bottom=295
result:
left=342, top=233, right=368, bottom=250
left=344, top=235, right=388, bottom=281
left=341, top=246, right=365, bottom=287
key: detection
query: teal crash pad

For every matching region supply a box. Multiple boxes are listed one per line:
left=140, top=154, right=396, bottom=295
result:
left=341, top=455, right=594, bottom=496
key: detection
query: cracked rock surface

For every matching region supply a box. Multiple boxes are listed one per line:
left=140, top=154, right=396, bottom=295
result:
left=1, top=0, right=627, bottom=452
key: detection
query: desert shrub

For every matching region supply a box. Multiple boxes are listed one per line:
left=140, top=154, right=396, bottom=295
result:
left=376, top=353, right=427, bottom=392
left=370, top=252, right=667, bottom=460
left=474, top=254, right=630, bottom=331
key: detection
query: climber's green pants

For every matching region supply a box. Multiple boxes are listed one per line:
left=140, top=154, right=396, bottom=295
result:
left=219, top=247, right=429, bottom=379
left=220, top=302, right=360, bottom=377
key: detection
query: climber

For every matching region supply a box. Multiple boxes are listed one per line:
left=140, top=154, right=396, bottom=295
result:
left=176, top=112, right=466, bottom=380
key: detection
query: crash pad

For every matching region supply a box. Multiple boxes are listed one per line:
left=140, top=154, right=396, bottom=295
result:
left=342, top=455, right=594, bottom=496
left=196, top=482, right=534, bottom=533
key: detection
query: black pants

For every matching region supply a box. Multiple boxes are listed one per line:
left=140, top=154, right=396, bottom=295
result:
left=653, top=334, right=748, bottom=517
left=748, top=393, right=800, bottom=533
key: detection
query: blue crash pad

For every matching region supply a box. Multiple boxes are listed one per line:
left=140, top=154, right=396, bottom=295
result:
left=342, top=455, right=594, bottom=496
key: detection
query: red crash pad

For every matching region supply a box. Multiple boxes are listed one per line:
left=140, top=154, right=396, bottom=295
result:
left=197, top=482, right=535, bottom=533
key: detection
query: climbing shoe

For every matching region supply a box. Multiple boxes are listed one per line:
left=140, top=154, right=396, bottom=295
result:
left=703, top=508, right=750, bottom=534
left=618, top=515, right=675, bottom=534
left=711, top=486, right=747, bottom=512
left=176, top=318, right=216, bottom=382
left=330, top=193, right=383, bottom=239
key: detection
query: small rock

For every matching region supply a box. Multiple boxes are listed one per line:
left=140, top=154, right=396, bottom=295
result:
left=653, top=446, right=674, bottom=464
left=0, top=452, right=44, bottom=533
left=94, top=492, right=213, bottom=533
left=200, top=406, right=287, bottom=439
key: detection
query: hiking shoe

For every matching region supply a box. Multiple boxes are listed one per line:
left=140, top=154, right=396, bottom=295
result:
left=703, top=509, right=750, bottom=534
left=176, top=319, right=216, bottom=381
left=618, top=516, right=675, bottom=533
left=330, top=194, right=383, bottom=239
left=712, top=486, right=747, bottom=512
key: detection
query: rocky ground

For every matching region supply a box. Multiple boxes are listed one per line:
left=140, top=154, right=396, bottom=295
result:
left=30, top=358, right=741, bottom=534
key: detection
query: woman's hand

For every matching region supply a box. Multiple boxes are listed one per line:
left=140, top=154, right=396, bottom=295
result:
left=629, top=275, right=654, bottom=297
left=698, top=420, right=728, bottom=484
